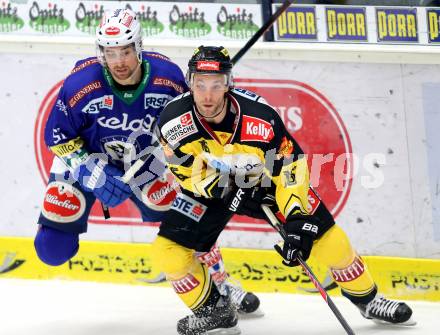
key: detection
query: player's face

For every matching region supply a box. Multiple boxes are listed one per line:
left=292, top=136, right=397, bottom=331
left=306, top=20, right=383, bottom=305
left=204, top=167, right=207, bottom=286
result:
left=103, top=45, right=139, bottom=81
left=191, top=74, right=228, bottom=119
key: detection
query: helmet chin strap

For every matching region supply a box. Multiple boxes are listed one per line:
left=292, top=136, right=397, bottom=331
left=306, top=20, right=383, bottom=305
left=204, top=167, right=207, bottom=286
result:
left=111, top=62, right=142, bottom=86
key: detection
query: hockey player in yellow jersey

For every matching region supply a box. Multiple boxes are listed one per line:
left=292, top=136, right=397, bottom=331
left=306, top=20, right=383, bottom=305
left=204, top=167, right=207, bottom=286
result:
left=153, top=46, right=415, bottom=335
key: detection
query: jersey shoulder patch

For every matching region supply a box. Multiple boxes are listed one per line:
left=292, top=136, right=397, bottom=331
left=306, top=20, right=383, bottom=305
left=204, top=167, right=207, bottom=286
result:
left=61, top=58, right=105, bottom=107
left=231, top=88, right=274, bottom=115
left=232, top=88, right=262, bottom=102
left=70, top=57, right=100, bottom=75
left=232, top=88, right=280, bottom=131
left=143, top=51, right=170, bottom=62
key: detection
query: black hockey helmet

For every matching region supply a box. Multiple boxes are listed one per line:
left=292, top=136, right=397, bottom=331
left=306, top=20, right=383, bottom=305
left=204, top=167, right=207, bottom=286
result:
left=186, top=46, right=233, bottom=87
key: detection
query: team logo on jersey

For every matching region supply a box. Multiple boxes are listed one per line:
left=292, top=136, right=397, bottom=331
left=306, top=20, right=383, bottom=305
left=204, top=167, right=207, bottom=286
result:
left=162, top=112, right=198, bottom=146
left=144, top=93, right=174, bottom=109
left=277, top=136, right=294, bottom=159
left=142, top=174, right=180, bottom=211
left=240, top=115, right=274, bottom=143
left=171, top=193, right=207, bottom=222
left=100, top=137, right=139, bottom=162
left=42, top=181, right=86, bottom=223
left=55, top=99, right=68, bottom=116
left=81, top=95, right=114, bottom=114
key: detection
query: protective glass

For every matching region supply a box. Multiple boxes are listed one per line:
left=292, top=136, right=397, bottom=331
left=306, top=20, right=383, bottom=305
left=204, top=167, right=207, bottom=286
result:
left=102, top=45, right=137, bottom=65
left=190, top=74, right=229, bottom=92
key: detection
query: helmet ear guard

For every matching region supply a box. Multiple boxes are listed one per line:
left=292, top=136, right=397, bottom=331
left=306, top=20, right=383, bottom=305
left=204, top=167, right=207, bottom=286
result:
left=95, top=8, right=143, bottom=66
left=186, top=45, right=234, bottom=89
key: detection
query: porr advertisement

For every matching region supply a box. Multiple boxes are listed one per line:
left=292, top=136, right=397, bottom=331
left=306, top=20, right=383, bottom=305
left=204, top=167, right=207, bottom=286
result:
left=273, top=4, right=439, bottom=45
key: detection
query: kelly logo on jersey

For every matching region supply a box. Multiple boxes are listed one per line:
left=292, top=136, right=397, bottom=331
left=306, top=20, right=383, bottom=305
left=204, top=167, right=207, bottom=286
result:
left=81, top=95, right=114, bottom=114
left=171, top=193, right=207, bottom=222
left=144, top=93, right=174, bottom=109
left=241, top=115, right=274, bottom=143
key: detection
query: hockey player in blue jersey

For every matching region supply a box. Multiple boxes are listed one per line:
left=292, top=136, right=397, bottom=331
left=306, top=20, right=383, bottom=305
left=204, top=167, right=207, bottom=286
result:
left=34, top=8, right=261, bottom=318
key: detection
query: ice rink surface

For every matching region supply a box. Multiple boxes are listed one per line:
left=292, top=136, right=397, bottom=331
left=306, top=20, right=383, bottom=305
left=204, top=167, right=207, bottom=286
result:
left=1, top=278, right=439, bottom=335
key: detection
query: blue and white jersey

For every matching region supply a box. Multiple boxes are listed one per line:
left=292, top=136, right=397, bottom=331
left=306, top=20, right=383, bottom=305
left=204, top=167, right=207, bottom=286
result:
left=44, top=51, right=187, bottom=177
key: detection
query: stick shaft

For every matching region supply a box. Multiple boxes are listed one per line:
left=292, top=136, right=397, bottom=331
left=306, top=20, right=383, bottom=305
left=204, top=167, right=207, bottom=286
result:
left=231, top=0, right=294, bottom=65
left=261, top=204, right=356, bottom=335
left=101, top=203, right=110, bottom=219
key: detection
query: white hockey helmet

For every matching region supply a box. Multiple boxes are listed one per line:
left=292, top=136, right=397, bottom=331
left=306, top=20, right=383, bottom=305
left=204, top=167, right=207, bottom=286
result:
left=96, top=8, right=143, bottom=65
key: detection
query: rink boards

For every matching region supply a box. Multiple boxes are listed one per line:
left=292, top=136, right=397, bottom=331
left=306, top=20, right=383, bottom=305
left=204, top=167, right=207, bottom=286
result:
left=0, top=236, right=438, bottom=302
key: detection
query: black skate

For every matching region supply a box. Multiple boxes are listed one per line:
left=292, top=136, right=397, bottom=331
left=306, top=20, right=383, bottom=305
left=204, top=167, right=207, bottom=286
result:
left=177, top=295, right=240, bottom=335
left=356, top=294, right=416, bottom=326
left=224, top=280, right=264, bottom=319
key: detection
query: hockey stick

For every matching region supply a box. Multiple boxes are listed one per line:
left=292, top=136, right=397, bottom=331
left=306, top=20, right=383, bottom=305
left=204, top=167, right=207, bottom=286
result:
left=261, top=204, right=356, bottom=335
left=55, top=155, right=112, bottom=219
left=121, top=149, right=152, bottom=184
left=231, top=0, right=294, bottom=65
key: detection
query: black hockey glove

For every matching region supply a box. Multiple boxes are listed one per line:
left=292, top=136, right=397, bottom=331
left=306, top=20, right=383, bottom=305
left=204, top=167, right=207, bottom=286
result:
left=274, top=215, right=319, bottom=267
left=236, top=188, right=276, bottom=220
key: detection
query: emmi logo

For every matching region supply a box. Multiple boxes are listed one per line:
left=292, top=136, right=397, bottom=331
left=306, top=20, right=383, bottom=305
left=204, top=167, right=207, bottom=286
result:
left=326, top=7, right=367, bottom=41
left=276, top=6, right=316, bottom=40
left=376, top=8, right=418, bottom=42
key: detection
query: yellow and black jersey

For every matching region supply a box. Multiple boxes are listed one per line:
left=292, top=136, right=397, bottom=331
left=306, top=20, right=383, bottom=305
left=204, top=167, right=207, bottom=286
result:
left=157, top=88, right=312, bottom=219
